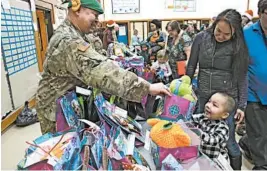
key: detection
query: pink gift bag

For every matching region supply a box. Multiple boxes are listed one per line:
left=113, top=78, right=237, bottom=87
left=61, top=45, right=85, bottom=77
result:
left=159, top=94, right=196, bottom=121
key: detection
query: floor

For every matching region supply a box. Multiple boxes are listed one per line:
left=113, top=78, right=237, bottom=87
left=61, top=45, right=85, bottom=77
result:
left=1, top=123, right=254, bottom=170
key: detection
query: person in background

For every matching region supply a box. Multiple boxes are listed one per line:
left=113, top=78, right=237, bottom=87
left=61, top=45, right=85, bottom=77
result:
left=148, top=19, right=167, bottom=44
left=151, top=49, right=172, bottom=84
left=165, top=21, right=173, bottom=46
left=103, top=20, right=117, bottom=50
left=239, top=0, right=267, bottom=169
left=166, top=20, right=192, bottom=79
left=236, top=12, right=253, bottom=137
left=193, top=23, right=200, bottom=34
left=114, top=23, right=120, bottom=38
left=186, top=24, right=196, bottom=39
left=147, top=30, right=164, bottom=57
left=93, top=22, right=105, bottom=43
left=242, top=10, right=254, bottom=28
left=36, top=0, right=171, bottom=135
left=192, top=92, right=236, bottom=161
left=139, top=41, right=151, bottom=65
left=186, top=9, right=249, bottom=170
left=131, top=29, right=142, bottom=46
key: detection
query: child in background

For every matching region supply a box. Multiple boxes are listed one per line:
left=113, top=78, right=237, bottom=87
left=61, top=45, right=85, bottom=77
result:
left=151, top=50, right=172, bottom=84
left=147, top=30, right=164, bottom=58
left=139, top=41, right=151, bottom=66
left=191, top=92, right=236, bottom=161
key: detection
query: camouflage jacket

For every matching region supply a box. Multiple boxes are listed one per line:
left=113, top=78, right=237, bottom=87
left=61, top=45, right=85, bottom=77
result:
left=36, top=19, right=150, bottom=122
left=85, top=33, right=107, bottom=56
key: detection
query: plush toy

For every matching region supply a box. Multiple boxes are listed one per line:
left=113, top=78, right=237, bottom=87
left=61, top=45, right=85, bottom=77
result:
left=169, top=75, right=196, bottom=102
left=147, top=118, right=191, bottom=148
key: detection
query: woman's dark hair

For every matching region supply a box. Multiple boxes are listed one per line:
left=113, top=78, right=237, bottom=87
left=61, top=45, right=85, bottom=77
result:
left=165, top=21, right=171, bottom=31
left=151, top=19, right=162, bottom=29
left=168, top=20, right=181, bottom=34
left=258, top=0, right=267, bottom=14
left=208, top=9, right=249, bottom=82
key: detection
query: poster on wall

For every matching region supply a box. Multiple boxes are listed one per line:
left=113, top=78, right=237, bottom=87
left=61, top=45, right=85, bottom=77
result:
left=1, top=6, right=38, bottom=76
left=165, top=0, right=196, bottom=12
left=112, top=0, right=140, bottom=14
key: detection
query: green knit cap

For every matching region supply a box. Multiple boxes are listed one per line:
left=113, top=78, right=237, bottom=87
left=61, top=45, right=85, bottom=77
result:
left=68, top=0, right=104, bottom=14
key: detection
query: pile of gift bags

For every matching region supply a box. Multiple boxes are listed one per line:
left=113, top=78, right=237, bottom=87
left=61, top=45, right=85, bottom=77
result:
left=17, top=87, right=229, bottom=170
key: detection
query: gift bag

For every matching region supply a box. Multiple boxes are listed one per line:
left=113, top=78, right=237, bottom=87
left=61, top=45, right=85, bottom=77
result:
left=56, top=97, right=69, bottom=132
left=56, top=91, right=84, bottom=131
left=159, top=94, right=196, bottom=122
left=151, top=122, right=200, bottom=169
left=17, top=129, right=81, bottom=170
left=181, top=152, right=223, bottom=170
left=140, top=70, right=155, bottom=83
left=161, top=154, right=184, bottom=170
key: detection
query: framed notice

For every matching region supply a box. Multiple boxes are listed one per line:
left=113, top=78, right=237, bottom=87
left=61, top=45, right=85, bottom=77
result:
left=165, top=0, right=196, bottom=12
left=112, top=0, right=140, bottom=14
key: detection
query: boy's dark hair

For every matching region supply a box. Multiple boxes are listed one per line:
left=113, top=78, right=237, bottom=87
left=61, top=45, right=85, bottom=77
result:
left=258, top=0, right=267, bottom=14
left=211, top=91, right=236, bottom=113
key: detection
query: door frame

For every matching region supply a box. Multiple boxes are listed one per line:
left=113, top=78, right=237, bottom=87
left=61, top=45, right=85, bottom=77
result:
left=36, top=9, right=49, bottom=72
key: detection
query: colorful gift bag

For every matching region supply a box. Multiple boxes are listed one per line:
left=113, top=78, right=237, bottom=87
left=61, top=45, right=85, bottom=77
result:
left=141, top=70, right=155, bottom=83
left=181, top=152, right=222, bottom=170
left=56, top=97, right=69, bottom=132
left=159, top=94, right=196, bottom=122
left=58, top=91, right=84, bottom=130
left=17, top=130, right=81, bottom=170
left=161, top=154, right=184, bottom=170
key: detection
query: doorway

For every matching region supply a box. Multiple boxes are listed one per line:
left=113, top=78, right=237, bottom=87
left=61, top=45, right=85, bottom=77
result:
left=36, top=9, right=53, bottom=72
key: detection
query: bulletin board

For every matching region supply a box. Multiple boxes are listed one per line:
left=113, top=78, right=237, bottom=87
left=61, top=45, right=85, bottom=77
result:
left=112, top=0, right=140, bottom=14
left=1, top=0, right=40, bottom=110
left=1, top=7, right=37, bottom=76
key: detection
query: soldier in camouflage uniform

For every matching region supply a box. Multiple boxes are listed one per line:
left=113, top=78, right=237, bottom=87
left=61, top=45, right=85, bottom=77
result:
left=36, top=0, right=170, bottom=134
left=85, top=33, right=106, bottom=55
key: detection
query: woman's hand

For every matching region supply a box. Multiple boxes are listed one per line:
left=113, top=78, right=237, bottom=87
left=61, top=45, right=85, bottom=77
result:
left=235, top=109, right=245, bottom=124
left=149, top=83, right=171, bottom=96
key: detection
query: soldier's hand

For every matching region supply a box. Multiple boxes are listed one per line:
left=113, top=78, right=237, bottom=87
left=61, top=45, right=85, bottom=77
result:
left=149, top=83, right=171, bottom=96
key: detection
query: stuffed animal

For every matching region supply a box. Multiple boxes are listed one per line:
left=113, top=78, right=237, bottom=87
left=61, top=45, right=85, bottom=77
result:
left=147, top=118, right=191, bottom=148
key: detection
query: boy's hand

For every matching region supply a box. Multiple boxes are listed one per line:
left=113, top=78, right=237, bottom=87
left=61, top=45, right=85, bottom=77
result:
left=235, top=109, right=244, bottom=124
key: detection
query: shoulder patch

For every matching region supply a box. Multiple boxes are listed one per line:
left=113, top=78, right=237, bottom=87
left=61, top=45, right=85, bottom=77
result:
left=77, top=42, right=90, bottom=52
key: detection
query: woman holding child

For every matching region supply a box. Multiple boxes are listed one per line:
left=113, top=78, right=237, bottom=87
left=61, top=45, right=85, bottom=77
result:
left=186, top=9, right=249, bottom=170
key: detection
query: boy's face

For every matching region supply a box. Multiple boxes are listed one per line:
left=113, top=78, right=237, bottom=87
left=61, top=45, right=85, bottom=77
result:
left=204, top=93, right=229, bottom=120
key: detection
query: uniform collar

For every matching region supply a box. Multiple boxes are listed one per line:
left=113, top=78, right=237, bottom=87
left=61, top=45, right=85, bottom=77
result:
left=64, top=19, right=85, bottom=37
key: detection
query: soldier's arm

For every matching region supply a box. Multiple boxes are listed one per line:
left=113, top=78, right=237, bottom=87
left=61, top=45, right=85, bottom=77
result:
left=65, top=39, right=150, bottom=102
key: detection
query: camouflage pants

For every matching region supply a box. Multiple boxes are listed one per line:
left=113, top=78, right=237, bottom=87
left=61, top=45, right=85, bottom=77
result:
left=37, top=112, right=56, bottom=135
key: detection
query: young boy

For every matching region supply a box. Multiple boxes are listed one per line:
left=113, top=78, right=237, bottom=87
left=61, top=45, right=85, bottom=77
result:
left=151, top=50, right=172, bottom=84
left=191, top=92, right=236, bottom=161
left=139, top=41, right=151, bottom=65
